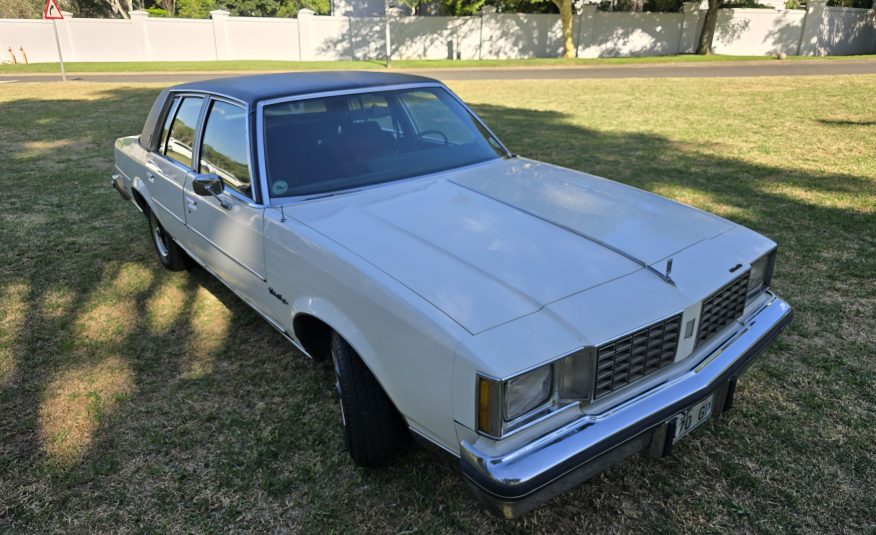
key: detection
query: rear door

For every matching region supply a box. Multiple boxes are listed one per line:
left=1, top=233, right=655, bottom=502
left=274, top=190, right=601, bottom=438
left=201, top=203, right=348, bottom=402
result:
left=146, top=94, right=205, bottom=240
left=184, top=97, right=267, bottom=297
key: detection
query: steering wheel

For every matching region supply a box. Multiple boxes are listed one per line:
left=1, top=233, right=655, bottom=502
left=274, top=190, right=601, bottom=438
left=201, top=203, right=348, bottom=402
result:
left=416, top=130, right=449, bottom=146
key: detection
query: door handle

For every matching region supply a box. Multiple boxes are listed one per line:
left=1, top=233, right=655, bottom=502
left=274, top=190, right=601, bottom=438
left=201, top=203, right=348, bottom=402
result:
left=186, top=198, right=197, bottom=213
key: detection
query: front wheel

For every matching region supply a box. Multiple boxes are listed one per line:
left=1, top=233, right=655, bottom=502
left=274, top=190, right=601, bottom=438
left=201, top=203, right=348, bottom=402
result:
left=147, top=209, right=188, bottom=271
left=330, top=332, right=410, bottom=466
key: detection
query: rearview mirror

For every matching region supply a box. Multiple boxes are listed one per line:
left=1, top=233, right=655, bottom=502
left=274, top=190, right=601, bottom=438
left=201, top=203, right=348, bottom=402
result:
left=192, top=173, right=224, bottom=197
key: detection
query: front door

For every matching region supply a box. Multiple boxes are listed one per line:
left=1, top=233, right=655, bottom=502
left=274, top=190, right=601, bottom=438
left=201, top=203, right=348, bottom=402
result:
left=184, top=98, right=266, bottom=298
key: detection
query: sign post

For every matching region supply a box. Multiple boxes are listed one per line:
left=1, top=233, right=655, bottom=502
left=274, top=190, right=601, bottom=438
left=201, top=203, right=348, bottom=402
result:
left=43, top=0, right=66, bottom=81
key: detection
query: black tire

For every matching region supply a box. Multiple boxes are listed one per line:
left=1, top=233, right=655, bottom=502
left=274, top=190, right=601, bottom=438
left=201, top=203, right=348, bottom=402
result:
left=147, top=209, right=189, bottom=271
left=330, top=332, right=409, bottom=466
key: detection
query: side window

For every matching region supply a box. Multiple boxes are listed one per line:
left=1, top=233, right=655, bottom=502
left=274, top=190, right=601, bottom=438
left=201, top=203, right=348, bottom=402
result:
left=199, top=100, right=252, bottom=198
left=163, top=96, right=203, bottom=168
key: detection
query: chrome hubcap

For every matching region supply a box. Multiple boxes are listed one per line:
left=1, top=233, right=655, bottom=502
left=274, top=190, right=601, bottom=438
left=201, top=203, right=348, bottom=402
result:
left=331, top=351, right=347, bottom=427
left=151, top=216, right=169, bottom=258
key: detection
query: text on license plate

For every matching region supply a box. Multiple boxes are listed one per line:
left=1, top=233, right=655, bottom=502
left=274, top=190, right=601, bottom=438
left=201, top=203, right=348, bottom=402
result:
left=672, top=394, right=714, bottom=444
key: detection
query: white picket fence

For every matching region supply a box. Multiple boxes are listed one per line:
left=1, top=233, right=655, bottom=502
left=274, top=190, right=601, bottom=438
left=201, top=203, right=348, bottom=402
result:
left=1, top=0, right=874, bottom=64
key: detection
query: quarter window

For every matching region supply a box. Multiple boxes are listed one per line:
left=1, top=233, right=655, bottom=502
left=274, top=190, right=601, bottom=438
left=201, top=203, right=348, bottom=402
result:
left=199, top=100, right=252, bottom=198
left=163, top=96, right=203, bottom=168
left=158, top=97, right=181, bottom=154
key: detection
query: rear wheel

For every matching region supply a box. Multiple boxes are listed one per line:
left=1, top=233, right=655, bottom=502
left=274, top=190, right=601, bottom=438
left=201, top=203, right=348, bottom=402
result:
left=330, top=332, right=409, bottom=466
left=147, top=209, right=188, bottom=271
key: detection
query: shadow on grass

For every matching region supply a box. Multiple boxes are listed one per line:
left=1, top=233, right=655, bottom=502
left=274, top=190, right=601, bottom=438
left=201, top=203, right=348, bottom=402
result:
left=0, top=86, right=874, bottom=532
left=816, top=118, right=876, bottom=127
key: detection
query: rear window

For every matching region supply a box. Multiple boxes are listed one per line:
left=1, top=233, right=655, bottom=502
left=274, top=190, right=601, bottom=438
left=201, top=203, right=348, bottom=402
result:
left=262, top=87, right=506, bottom=198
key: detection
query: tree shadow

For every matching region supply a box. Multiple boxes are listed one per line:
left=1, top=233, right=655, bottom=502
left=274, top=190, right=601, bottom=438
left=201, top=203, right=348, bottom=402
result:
left=817, top=118, right=876, bottom=126
left=763, top=5, right=876, bottom=56
left=1, top=84, right=874, bottom=532
left=582, top=12, right=683, bottom=57
left=316, top=12, right=686, bottom=60
left=757, top=10, right=808, bottom=55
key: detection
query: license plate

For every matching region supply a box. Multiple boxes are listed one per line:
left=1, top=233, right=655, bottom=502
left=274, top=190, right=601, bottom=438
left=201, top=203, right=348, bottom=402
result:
left=672, top=394, right=714, bottom=444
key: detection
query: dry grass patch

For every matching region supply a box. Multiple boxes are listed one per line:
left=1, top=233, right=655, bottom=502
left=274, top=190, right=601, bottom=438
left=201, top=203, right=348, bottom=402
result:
left=146, top=276, right=190, bottom=334
left=181, top=286, right=232, bottom=380
left=0, top=282, right=28, bottom=386
left=38, top=355, right=134, bottom=465
left=74, top=300, right=137, bottom=347
left=38, top=287, right=75, bottom=320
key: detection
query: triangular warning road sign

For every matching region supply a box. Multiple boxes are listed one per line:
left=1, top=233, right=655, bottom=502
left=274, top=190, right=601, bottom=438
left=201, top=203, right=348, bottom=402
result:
left=44, top=0, right=63, bottom=19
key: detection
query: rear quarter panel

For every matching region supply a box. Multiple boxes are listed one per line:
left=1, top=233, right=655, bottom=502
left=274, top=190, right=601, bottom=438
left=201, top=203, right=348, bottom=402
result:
left=114, top=135, right=154, bottom=209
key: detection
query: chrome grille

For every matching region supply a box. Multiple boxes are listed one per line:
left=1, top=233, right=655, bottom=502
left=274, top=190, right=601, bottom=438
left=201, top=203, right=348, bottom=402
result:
left=594, top=314, right=682, bottom=399
left=697, top=272, right=750, bottom=346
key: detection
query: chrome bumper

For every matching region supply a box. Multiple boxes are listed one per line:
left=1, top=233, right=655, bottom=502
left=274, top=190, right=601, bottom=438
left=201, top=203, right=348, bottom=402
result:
left=111, top=173, right=132, bottom=202
left=460, top=295, right=794, bottom=519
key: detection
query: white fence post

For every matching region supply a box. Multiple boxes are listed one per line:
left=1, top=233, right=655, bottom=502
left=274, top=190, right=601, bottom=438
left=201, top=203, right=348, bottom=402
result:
left=478, top=6, right=497, bottom=60
left=679, top=2, right=702, bottom=54
left=297, top=9, right=314, bottom=61
left=210, top=10, right=230, bottom=61
left=129, top=10, right=150, bottom=61
left=576, top=3, right=597, bottom=58
left=385, top=7, right=402, bottom=66
left=798, top=0, right=826, bottom=55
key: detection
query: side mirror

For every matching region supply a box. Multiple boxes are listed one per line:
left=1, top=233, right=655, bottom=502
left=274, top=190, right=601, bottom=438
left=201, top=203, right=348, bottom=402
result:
left=192, top=173, right=224, bottom=197
left=192, top=173, right=231, bottom=210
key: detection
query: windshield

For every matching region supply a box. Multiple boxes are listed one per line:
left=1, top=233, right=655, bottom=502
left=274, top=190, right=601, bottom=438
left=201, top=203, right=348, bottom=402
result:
left=262, top=86, right=507, bottom=198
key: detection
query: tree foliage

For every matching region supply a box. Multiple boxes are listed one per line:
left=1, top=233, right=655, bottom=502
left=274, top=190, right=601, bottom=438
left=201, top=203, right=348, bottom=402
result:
left=0, top=0, right=43, bottom=17
left=0, top=0, right=327, bottom=17
left=1, top=0, right=569, bottom=18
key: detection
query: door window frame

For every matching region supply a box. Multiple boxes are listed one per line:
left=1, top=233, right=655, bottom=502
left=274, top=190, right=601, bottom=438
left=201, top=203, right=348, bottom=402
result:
left=198, top=96, right=256, bottom=204
left=157, top=93, right=207, bottom=172
left=156, top=90, right=263, bottom=206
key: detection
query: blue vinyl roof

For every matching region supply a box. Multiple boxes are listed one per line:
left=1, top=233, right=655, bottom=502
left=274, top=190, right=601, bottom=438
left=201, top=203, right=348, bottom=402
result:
left=171, top=71, right=439, bottom=105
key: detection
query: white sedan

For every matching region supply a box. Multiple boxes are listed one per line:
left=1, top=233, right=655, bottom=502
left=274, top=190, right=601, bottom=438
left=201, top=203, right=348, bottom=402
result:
left=112, top=72, right=793, bottom=518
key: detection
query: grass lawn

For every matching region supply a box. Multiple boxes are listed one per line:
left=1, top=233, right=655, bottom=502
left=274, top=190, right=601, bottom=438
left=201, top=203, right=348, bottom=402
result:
left=1, top=54, right=874, bottom=74
left=1, top=75, right=874, bottom=532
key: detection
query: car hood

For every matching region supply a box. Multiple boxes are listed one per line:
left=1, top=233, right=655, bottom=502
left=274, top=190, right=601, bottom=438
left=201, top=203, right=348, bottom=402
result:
left=289, top=158, right=734, bottom=334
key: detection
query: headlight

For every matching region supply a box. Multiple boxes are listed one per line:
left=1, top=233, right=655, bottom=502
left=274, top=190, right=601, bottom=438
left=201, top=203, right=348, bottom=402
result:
left=477, top=349, right=593, bottom=438
left=504, top=366, right=552, bottom=421
left=747, top=249, right=776, bottom=299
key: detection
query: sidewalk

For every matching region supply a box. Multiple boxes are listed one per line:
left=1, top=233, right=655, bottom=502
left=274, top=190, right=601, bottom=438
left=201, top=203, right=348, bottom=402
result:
left=2, top=57, right=876, bottom=83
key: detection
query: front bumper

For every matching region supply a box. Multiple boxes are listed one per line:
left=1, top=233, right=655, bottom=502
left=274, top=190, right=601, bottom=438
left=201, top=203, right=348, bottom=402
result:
left=460, top=295, right=793, bottom=519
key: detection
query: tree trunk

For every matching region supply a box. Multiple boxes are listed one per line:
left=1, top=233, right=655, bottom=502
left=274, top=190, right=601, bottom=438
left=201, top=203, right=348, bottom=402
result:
left=553, top=0, right=575, bottom=58
left=696, top=0, right=722, bottom=54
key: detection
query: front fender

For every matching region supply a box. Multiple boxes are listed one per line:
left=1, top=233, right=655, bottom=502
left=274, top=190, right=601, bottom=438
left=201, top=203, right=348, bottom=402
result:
left=265, top=211, right=468, bottom=452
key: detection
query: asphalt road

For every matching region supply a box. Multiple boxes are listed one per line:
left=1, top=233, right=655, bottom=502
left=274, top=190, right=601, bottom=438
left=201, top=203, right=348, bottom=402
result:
left=1, top=59, right=875, bottom=84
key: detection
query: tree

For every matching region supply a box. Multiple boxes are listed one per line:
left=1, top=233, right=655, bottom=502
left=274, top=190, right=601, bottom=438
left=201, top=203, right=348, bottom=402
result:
left=93, top=0, right=132, bottom=18
left=441, top=0, right=487, bottom=15
left=696, top=0, right=721, bottom=54
left=157, top=0, right=176, bottom=15
left=552, top=0, right=574, bottom=58
left=0, top=0, right=42, bottom=17
left=176, top=0, right=215, bottom=16
left=491, top=0, right=573, bottom=57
